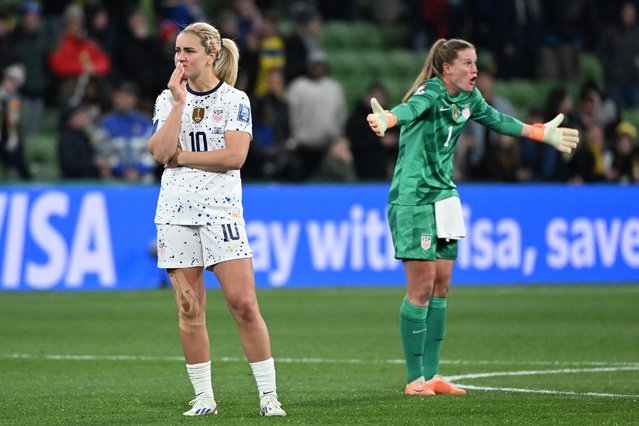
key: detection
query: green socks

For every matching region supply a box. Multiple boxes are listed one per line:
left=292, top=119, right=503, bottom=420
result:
left=423, top=297, right=447, bottom=380
left=399, top=297, right=428, bottom=383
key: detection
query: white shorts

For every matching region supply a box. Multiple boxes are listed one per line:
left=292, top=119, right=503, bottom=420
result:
left=156, top=223, right=252, bottom=269
left=434, top=196, right=466, bottom=241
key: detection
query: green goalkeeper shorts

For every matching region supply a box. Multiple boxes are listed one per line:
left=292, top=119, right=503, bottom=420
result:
left=387, top=203, right=458, bottom=261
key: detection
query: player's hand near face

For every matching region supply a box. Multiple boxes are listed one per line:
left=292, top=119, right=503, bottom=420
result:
left=168, top=62, right=187, bottom=103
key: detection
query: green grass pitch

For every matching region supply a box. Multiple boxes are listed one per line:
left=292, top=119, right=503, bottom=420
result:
left=1, top=285, right=638, bottom=425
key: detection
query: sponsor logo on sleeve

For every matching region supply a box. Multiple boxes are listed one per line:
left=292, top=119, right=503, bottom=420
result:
left=237, top=104, right=251, bottom=123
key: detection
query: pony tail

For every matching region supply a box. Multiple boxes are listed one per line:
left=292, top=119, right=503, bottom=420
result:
left=402, top=38, right=448, bottom=103
left=215, top=37, right=239, bottom=87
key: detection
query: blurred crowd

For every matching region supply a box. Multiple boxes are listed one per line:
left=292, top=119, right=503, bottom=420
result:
left=0, top=0, right=638, bottom=184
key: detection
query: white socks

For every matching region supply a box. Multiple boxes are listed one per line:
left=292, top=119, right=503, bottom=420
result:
left=250, top=357, right=277, bottom=397
left=186, top=361, right=214, bottom=400
left=186, top=358, right=277, bottom=400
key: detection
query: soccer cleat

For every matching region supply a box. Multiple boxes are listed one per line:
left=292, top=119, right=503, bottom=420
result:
left=404, top=377, right=435, bottom=396
left=260, top=394, right=286, bottom=417
left=425, top=375, right=466, bottom=395
left=183, top=395, right=218, bottom=416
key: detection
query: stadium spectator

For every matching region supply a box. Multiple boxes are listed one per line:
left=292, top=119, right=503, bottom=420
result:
left=85, top=3, right=115, bottom=56
left=214, top=7, right=256, bottom=95
left=369, top=0, right=404, bottom=25
left=607, top=121, right=639, bottom=183
left=250, top=67, right=290, bottom=180
left=458, top=57, right=516, bottom=181
left=13, top=1, right=51, bottom=137
left=57, top=103, right=109, bottom=179
left=403, top=0, right=431, bottom=51
left=284, top=49, right=347, bottom=181
left=252, top=14, right=285, bottom=98
left=147, top=21, right=286, bottom=417
left=232, top=0, right=263, bottom=51
left=224, top=0, right=264, bottom=95
left=113, top=7, right=172, bottom=113
left=154, top=0, right=206, bottom=27
left=567, top=124, right=610, bottom=184
left=314, top=135, right=357, bottom=182
left=283, top=2, right=323, bottom=83
left=537, top=1, right=588, bottom=81
left=481, top=132, right=530, bottom=182
left=492, top=0, right=544, bottom=80
left=317, top=0, right=358, bottom=21
left=0, top=64, right=32, bottom=180
left=96, top=81, right=155, bottom=183
left=366, top=38, right=580, bottom=397
left=40, top=0, right=73, bottom=40
left=576, top=84, right=619, bottom=140
left=346, top=81, right=398, bottom=181
left=0, top=7, right=19, bottom=74
left=597, top=1, right=639, bottom=108
left=48, top=4, right=111, bottom=107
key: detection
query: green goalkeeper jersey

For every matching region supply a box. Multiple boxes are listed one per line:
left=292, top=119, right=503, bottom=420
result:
left=388, top=77, right=525, bottom=206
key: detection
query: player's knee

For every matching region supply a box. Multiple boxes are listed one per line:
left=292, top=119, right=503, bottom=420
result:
left=432, top=281, right=450, bottom=298
left=227, top=296, right=259, bottom=323
left=407, top=286, right=433, bottom=306
left=169, top=270, right=205, bottom=329
left=177, top=288, right=205, bottom=329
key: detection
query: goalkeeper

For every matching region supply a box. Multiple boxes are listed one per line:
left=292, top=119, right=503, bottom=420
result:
left=367, top=38, right=579, bottom=396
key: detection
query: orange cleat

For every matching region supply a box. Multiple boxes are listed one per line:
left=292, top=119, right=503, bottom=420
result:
left=404, top=377, right=435, bottom=396
left=425, top=375, right=466, bottom=395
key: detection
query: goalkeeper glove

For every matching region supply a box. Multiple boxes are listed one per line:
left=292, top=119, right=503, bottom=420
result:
left=367, top=97, right=397, bottom=137
left=529, top=113, right=580, bottom=154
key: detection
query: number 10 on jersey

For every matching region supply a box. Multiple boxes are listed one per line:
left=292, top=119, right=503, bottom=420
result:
left=189, top=131, right=208, bottom=152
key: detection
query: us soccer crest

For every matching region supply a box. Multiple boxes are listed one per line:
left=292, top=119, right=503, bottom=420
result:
left=192, top=107, right=205, bottom=123
left=452, top=104, right=459, bottom=120
left=212, top=108, right=224, bottom=122
left=421, top=233, right=432, bottom=251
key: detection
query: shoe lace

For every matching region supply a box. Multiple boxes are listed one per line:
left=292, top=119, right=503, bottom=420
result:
left=262, top=395, right=281, bottom=409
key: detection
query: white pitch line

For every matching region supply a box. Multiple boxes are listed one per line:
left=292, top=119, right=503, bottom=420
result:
left=447, top=366, right=639, bottom=398
left=441, top=360, right=639, bottom=367
left=2, top=353, right=639, bottom=368
left=447, top=366, right=639, bottom=381
left=454, top=384, right=638, bottom=398
left=5, top=353, right=639, bottom=398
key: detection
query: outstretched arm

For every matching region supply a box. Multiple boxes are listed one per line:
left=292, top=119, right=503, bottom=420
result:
left=474, top=102, right=580, bottom=154
left=522, top=113, right=580, bottom=154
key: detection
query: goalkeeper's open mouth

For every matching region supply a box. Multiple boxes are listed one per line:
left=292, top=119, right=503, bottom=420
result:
left=470, top=76, right=477, bottom=86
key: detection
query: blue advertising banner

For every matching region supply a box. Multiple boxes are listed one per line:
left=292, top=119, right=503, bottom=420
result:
left=0, top=183, right=637, bottom=291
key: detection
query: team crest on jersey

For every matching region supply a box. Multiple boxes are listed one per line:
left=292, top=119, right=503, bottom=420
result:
left=421, top=233, right=432, bottom=251
left=452, top=104, right=460, bottom=120
left=212, top=108, right=224, bottom=122
left=192, top=107, right=205, bottom=123
left=415, top=84, right=428, bottom=95
left=462, top=104, right=470, bottom=119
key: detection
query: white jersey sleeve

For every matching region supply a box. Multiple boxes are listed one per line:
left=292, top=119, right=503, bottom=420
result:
left=152, top=89, right=174, bottom=135
left=154, top=82, right=253, bottom=226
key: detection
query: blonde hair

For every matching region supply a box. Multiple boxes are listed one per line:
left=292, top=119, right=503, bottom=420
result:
left=181, top=22, right=240, bottom=87
left=402, top=38, right=475, bottom=103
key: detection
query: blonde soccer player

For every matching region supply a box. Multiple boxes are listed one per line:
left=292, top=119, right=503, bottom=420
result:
left=148, top=21, right=285, bottom=417
left=368, top=38, right=579, bottom=396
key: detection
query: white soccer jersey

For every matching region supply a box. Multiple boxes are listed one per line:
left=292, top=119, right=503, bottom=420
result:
left=152, top=81, right=252, bottom=226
